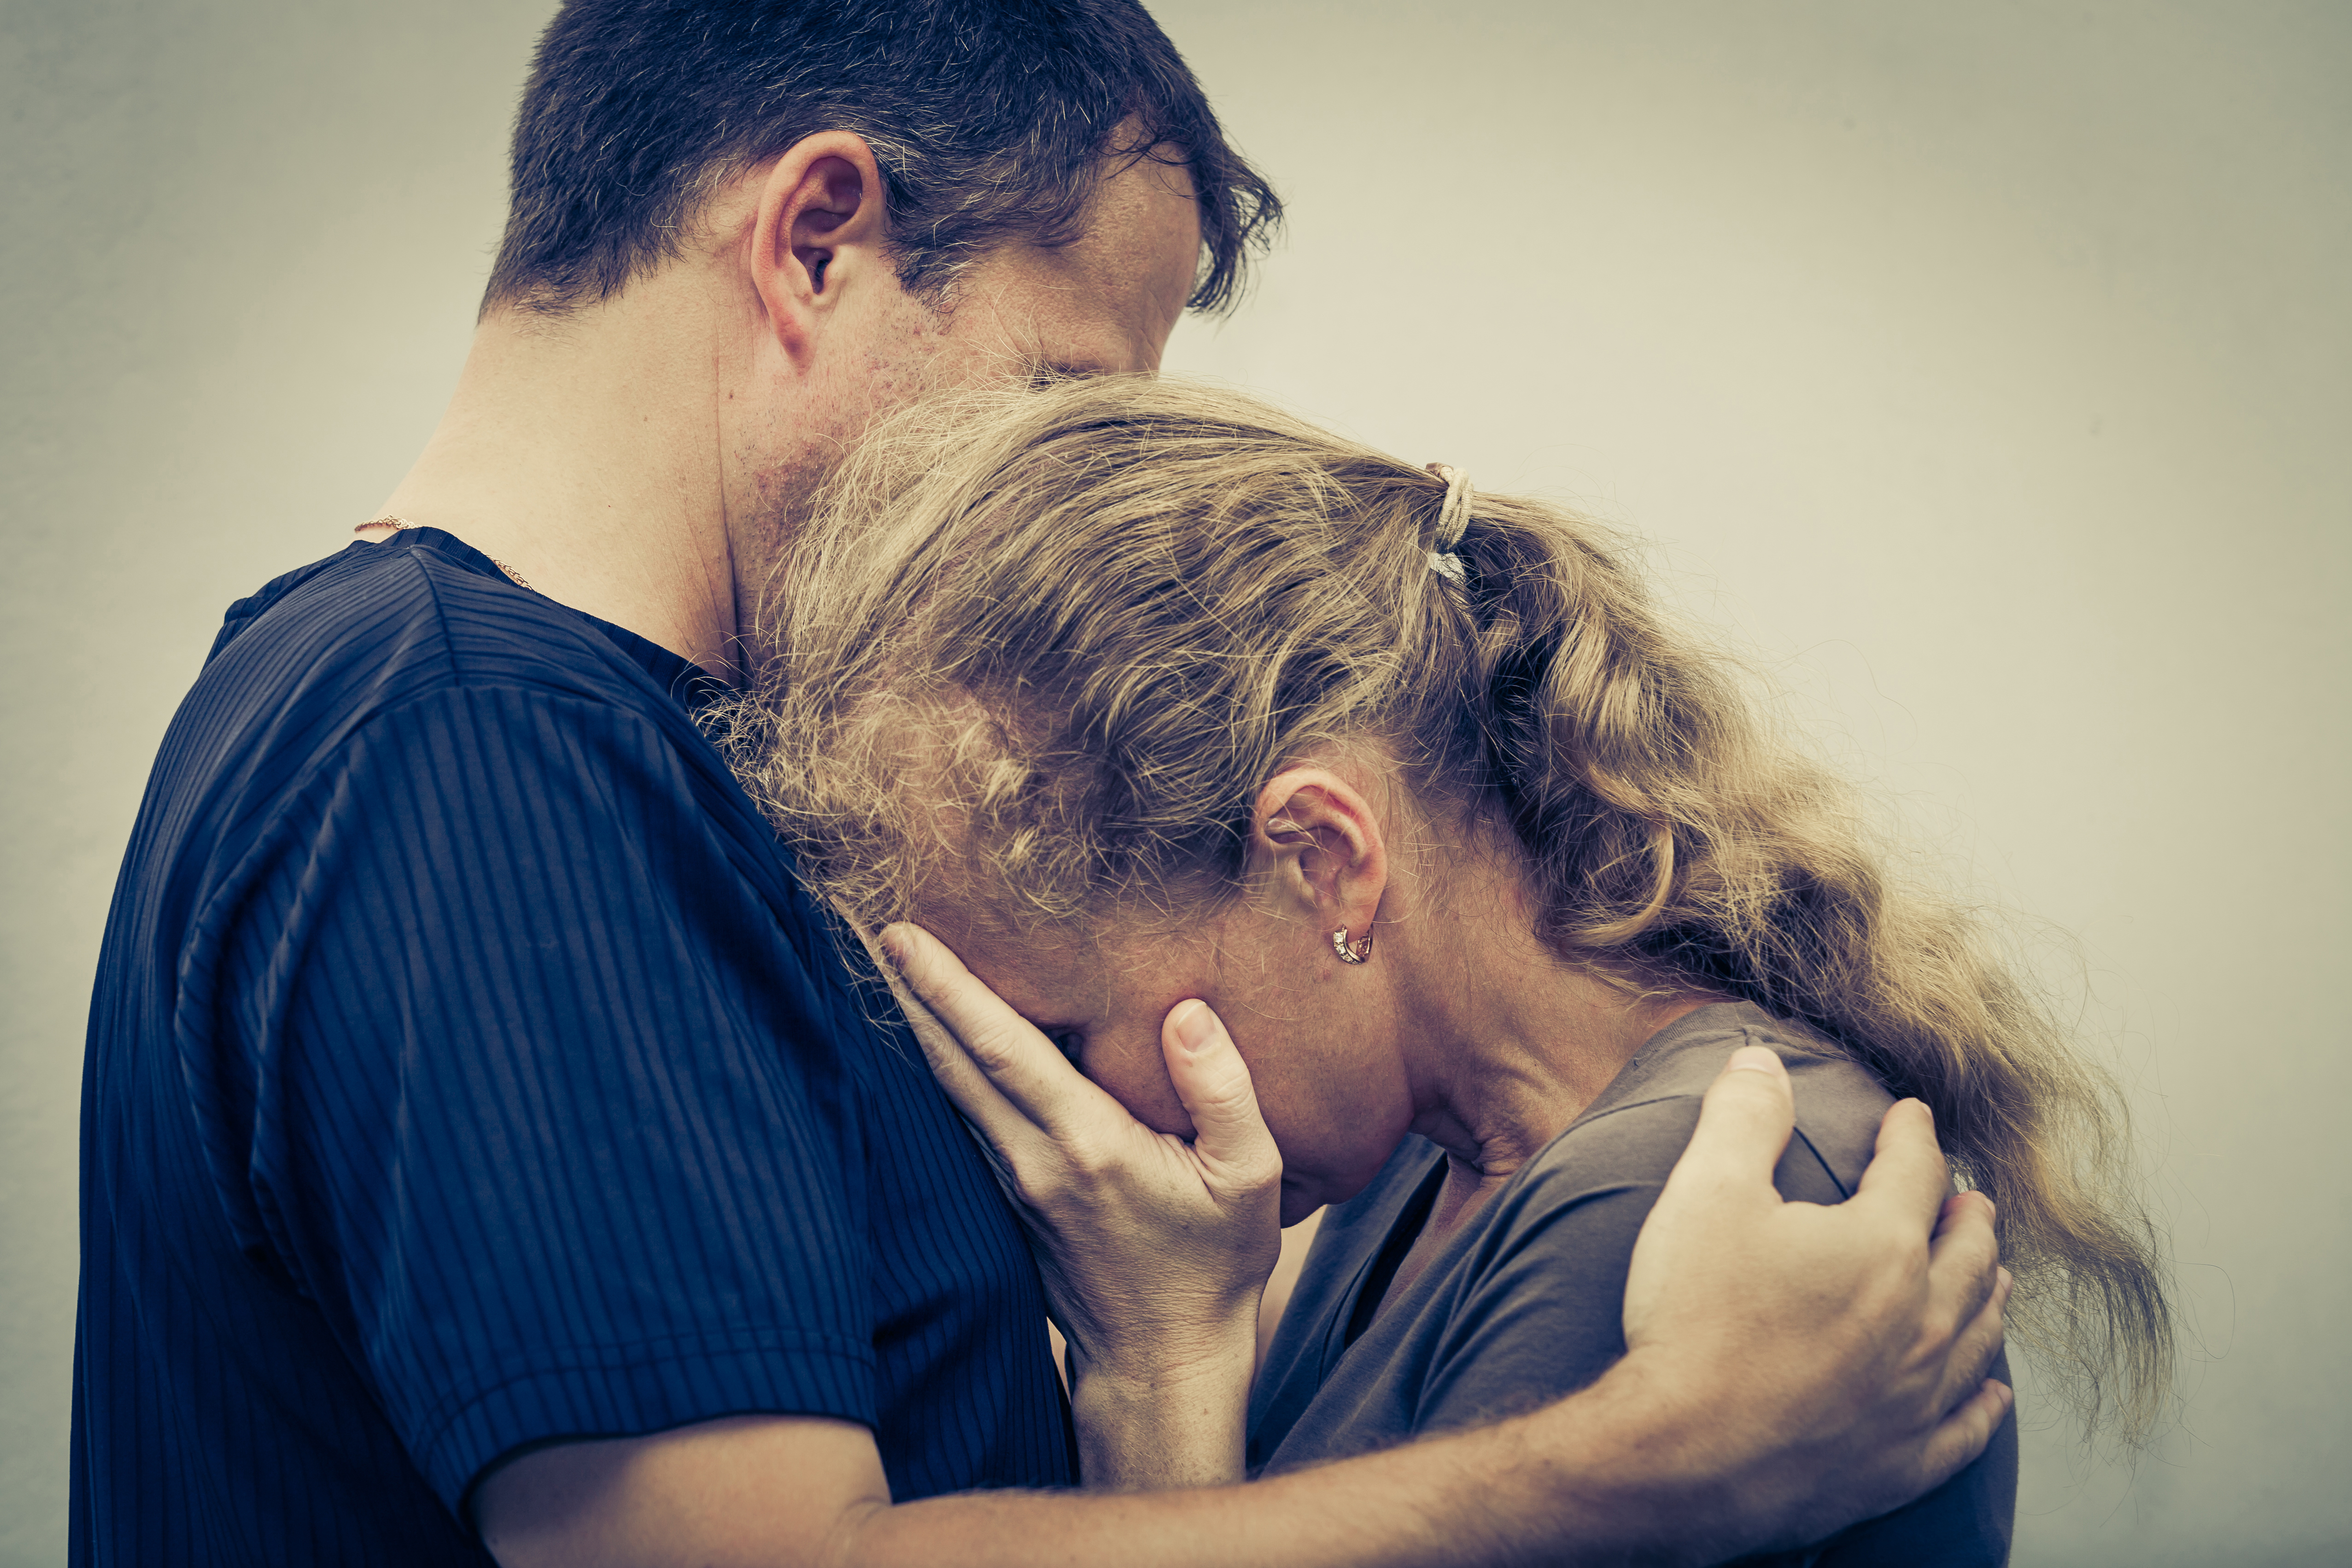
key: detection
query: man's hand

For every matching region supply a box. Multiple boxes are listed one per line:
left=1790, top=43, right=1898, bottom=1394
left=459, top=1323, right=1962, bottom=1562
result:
left=1611, top=1045, right=2013, bottom=1555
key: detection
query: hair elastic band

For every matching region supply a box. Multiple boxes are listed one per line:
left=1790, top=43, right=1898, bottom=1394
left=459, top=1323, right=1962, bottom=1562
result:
left=1425, top=463, right=1472, bottom=584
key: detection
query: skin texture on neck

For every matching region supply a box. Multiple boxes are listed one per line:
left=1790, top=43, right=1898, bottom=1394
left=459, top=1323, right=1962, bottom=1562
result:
left=1368, top=824, right=1718, bottom=1303
left=1388, top=843, right=1714, bottom=1178
left=370, top=131, right=1201, bottom=680
left=1271, top=773, right=1720, bottom=1275
left=373, top=283, right=747, bottom=671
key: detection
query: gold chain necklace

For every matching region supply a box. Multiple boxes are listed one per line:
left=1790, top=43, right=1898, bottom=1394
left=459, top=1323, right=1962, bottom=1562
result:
left=357, top=516, right=534, bottom=591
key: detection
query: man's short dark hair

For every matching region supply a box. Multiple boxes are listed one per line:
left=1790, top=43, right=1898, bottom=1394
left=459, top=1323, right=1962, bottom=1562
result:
left=483, top=0, right=1281, bottom=318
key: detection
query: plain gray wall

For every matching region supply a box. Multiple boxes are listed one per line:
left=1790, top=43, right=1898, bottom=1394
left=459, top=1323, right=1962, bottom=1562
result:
left=2, top=2, right=2344, bottom=1563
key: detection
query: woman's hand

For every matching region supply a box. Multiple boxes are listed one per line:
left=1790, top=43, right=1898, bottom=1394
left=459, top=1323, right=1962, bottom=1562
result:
left=874, top=922, right=1284, bottom=1490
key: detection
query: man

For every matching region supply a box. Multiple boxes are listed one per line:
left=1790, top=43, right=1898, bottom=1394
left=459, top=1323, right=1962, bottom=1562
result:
left=73, top=3, right=2009, bottom=1564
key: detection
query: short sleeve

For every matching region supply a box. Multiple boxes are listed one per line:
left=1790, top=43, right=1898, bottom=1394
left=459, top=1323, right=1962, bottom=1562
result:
left=199, top=684, right=875, bottom=1509
left=1414, top=1103, right=1700, bottom=1430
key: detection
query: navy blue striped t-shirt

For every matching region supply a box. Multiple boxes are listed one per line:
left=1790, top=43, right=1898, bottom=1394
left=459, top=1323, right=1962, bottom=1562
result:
left=73, top=528, right=1074, bottom=1565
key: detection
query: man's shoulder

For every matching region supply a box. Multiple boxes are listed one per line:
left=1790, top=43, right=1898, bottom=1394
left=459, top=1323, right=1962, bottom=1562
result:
left=149, top=528, right=785, bottom=933
left=202, top=531, right=679, bottom=725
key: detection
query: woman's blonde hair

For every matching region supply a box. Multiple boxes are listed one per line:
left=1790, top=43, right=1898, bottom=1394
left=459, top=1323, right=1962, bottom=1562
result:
left=720, top=374, right=2172, bottom=1442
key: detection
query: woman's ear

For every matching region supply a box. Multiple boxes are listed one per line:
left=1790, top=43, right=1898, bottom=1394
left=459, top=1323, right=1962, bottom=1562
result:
left=1250, top=768, right=1388, bottom=952
left=747, top=131, right=891, bottom=368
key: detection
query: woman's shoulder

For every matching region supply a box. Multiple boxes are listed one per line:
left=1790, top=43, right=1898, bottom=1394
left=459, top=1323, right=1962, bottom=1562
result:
left=1509, top=1003, right=1898, bottom=1217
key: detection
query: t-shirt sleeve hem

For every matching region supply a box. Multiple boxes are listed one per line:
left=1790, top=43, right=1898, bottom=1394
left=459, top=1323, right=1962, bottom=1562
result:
left=419, top=1332, right=877, bottom=1508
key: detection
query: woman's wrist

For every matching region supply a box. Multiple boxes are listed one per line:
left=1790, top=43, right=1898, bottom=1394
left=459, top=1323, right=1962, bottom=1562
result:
left=1066, top=1317, right=1258, bottom=1492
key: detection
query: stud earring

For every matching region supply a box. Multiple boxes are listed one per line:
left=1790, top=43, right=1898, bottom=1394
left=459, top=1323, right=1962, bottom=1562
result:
left=1331, top=926, right=1374, bottom=965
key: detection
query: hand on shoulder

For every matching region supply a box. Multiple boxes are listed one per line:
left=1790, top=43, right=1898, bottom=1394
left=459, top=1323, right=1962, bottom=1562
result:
left=1614, top=1046, right=2012, bottom=1553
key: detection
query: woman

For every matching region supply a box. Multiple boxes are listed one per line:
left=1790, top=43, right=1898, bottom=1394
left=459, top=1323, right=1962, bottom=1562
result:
left=725, top=376, right=2169, bottom=1562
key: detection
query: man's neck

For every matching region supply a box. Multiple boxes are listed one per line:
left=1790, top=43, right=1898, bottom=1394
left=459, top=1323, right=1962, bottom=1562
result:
left=375, top=290, right=746, bottom=679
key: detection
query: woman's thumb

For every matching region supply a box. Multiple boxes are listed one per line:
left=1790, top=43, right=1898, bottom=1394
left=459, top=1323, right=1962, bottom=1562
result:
left=1161, top=1000, right=1280, bottom=1183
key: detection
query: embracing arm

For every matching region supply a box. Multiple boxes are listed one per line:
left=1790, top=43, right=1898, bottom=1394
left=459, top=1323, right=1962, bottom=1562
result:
left=488, top=1235, right=2004, bottom=1568
left=488, top=1287, right=2002, bottom=1568
left=479, top=966, right=2009, bottom=1567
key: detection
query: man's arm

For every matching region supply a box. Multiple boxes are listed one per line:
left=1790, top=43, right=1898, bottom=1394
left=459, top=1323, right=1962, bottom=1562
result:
left=477, top=1047, right=2010, bottom=1568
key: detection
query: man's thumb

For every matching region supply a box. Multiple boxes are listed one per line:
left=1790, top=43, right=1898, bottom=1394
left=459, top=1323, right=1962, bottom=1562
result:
left=1161, top=1000, right=1279, bottom=1180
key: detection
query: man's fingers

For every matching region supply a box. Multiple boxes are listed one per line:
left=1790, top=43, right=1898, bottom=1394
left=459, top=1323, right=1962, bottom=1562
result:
left=1937, top=1265, right=2012, bottom=1419
left=1657, top=1046, right=1796, bottom=1199
left=1626, top=1049, right=1791, bottom=1344
left=1933, top=1188, right=1996, bottom=1246
left=1159, top=1000, right=1281, bottom=1192
left=1914, top=1379, right=2014, bottom=1494
left=881, top=922, right=1107, bottom=1141
left=1925, top=1191, right=2002, bottom=1348
left=1849, top=1098, right=1953, bottom=1229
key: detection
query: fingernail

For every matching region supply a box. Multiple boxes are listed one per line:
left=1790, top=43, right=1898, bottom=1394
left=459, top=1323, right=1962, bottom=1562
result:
left=1172, top=1000, right=1217, bottom=1054
left=1996, top=1266, right=2013, bottom=1298
left=1726, top=1045, right=1779, bottom=1073
left=877, top=924, right=909, bottom=968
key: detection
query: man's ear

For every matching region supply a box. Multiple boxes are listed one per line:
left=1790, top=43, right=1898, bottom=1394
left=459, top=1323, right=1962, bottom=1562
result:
left=1251, top=768, right=1388, bottom=948
left=747, top=131, right=892, bottom=368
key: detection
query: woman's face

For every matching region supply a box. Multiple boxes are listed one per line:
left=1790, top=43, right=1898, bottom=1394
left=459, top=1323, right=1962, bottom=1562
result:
left=914, top=890, right=1417, bottom=1226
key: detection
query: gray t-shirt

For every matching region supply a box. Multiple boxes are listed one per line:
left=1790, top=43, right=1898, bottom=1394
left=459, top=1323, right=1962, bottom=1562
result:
left=1246, top=1003, right=2017, bottom=1566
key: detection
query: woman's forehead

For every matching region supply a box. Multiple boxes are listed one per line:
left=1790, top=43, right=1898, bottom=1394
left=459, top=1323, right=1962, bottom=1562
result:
left=917, top=891, right=1223, bottom=1025
left=912, top=895, right=1103, bottom=1014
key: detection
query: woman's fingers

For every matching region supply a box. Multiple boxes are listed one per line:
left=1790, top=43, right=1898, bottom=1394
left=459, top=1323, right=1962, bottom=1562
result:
left=892, top=974, right=1030, bottom=1200
left=1159, top=1001, right=1282, bottom=1196
left=848, top=917, right=1042, bottom=1171
left=880, top=921, right=1114, bottom=1144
